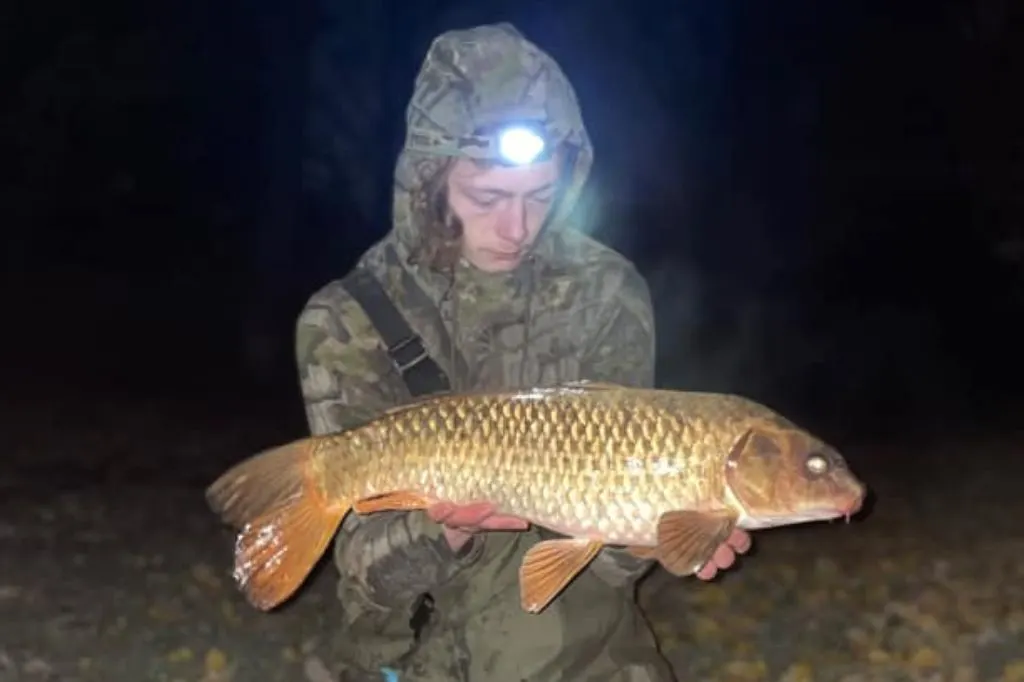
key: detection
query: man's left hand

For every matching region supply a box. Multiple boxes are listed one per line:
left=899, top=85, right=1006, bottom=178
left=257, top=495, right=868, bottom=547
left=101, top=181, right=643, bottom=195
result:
left=427, top=501, right=529, bottom=553
left=694, top=528, right=752, bottom=580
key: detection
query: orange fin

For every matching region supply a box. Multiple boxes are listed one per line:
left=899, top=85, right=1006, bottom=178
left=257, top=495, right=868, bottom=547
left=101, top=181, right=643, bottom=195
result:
left=353, top=490, right=434, bottom=514
left=656, top=510, right=738, bottom=577
left=626, top=545, right=659, bottom=559
left=519, top=538, right=604, bottom=613
left=206, top=438, right=349, bottom=611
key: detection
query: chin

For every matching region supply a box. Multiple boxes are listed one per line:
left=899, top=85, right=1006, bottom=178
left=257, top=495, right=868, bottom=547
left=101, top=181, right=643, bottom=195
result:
left=477, top=254, right=523, bottom=272
left=488, top=260, right=521, bottom=273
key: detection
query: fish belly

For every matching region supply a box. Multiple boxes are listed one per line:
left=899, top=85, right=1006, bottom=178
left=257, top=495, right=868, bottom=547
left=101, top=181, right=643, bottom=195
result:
left=385, top=451, right=666, bottom=547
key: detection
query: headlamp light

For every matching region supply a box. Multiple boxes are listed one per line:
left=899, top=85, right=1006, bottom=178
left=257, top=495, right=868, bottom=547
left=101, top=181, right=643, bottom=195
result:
left=496, top=125, right=547, bottom=166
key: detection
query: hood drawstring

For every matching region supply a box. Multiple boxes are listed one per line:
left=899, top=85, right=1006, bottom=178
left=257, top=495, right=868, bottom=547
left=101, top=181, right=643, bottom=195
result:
left=439, top=270, right=460, bottom=391
left=439, top=256, right=537, bottom=392
left=518, top=255, right=537, bottom=388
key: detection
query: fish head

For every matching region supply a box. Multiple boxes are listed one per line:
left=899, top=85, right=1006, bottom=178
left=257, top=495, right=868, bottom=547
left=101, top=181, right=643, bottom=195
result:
left=723, top=421, right=866, bottom=530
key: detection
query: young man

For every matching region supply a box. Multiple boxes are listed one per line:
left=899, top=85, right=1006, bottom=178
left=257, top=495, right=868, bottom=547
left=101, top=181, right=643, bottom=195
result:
left=295, top=22, right=750, bottom=682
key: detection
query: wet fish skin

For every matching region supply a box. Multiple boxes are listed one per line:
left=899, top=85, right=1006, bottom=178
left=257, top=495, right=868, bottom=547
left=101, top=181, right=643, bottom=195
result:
left=207, top=381, right=866, bottom=614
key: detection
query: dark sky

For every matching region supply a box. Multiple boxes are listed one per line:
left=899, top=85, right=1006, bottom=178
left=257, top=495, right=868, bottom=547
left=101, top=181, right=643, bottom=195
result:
left=2, top=0, right=1021, bottom=435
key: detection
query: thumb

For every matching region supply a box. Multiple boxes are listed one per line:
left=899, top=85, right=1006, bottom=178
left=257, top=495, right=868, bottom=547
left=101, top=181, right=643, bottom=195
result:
left=444, top=527, right=473, bottom=553
left=427, top=502, right=455, bottom=523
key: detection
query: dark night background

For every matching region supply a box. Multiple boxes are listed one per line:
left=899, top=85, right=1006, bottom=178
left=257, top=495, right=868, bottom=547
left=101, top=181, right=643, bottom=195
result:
left=1, top=0, right=1022, bottom=679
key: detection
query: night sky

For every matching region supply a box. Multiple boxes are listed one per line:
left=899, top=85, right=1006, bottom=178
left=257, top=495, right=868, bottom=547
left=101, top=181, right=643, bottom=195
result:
left=3, top=0, right=1021, bottom=441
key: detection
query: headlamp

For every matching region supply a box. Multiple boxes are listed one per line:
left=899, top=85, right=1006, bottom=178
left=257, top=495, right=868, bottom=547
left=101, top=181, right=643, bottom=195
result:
left=496, top=124, right=547, bottom=166
left=404, top=120, right=556, bottom=166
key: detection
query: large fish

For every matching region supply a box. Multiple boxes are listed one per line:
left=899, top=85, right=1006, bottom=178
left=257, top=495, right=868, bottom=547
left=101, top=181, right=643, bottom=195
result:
left=207, top=381, right=866, bottom=614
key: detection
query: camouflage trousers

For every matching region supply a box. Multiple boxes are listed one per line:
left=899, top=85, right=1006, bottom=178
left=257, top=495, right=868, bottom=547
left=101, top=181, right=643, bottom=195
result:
left=331, top=540, right=676, bottom=682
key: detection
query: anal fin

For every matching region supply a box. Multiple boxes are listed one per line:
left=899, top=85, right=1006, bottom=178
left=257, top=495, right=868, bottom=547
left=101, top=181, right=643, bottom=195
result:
left=656, top=510, right=738, bottom=577
left=519, top=538, right=603, bottom=613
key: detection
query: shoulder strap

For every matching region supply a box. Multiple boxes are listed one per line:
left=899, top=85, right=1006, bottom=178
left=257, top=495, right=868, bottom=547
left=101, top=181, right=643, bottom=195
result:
left=340, top=267, right=451, bottom=397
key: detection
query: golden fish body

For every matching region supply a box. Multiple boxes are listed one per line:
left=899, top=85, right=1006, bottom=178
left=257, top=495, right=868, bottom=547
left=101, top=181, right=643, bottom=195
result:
left=208, top=381, right=866, bottom=614
left=319, top=385, right=774, bottom=544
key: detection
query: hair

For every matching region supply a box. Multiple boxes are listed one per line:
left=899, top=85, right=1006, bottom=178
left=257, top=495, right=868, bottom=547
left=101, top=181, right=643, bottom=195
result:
left=406, top=155, right=462, bottom=272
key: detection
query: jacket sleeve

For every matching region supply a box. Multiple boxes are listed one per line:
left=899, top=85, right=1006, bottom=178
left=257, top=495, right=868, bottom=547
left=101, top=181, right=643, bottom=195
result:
left=295, top=282, right=481, bottom=616
left=577, top=264, right=660, bottom=587
left=295, top=283, right=404, bottom=434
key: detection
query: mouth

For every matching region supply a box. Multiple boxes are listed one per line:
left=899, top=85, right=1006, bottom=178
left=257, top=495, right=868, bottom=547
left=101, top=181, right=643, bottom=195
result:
left=739, top=508, right=849, bottom=530
left=792, top=508, right=850, bottom=524
left=840, top=491, right=865, bottom=521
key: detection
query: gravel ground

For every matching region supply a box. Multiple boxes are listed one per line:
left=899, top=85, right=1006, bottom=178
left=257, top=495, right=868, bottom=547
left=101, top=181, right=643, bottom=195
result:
left=1, top=391, right=1022, bottom=682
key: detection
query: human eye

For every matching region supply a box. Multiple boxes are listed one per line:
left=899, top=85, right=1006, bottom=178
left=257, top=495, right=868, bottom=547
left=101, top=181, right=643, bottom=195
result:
left=470, top=194, right=499, bottom=209
left=529, top=186, right=556, bottom=204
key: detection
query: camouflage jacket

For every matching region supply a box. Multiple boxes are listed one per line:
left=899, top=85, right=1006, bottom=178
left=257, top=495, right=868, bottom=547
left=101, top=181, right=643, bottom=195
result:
left=295, top=23, right=672, bottom=682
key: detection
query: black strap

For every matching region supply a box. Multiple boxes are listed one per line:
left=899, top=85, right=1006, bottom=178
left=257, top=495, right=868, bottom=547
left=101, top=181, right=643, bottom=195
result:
left=340, top=268, right=451, bottom=398
left=408, top=592, right=435, bottom=642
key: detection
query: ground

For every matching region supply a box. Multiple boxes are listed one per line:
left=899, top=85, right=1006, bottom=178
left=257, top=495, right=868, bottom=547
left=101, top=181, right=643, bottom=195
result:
left=2, top=388, right=1022, bottom=682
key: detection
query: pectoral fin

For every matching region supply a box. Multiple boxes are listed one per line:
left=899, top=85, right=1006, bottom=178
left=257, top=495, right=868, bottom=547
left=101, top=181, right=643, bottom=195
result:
left=519, top=538, right=604, bottom=613
left=352, top=491, right=434, bottom=514
left=655, top=510, right=738, bottom=577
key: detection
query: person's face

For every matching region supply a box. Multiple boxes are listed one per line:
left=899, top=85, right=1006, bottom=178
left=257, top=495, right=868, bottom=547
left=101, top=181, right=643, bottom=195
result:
left=446, top=156, right=562, bottom=273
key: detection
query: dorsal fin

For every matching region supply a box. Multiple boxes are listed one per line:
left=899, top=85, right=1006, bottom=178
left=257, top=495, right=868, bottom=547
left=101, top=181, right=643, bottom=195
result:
left=381, top=391, right=451, bottom=417
left=557, top=380, right=624, bottom=391
left=372, top=380, right=628, bottom=424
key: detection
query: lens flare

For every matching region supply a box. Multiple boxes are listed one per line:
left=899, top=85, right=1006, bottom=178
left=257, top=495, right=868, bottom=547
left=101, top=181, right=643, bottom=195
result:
left=498, top=127, right=546, bottom=165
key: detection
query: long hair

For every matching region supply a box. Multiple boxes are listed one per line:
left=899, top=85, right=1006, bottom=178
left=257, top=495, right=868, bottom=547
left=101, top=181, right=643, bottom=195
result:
left=406, top=155, right=462, bottom=273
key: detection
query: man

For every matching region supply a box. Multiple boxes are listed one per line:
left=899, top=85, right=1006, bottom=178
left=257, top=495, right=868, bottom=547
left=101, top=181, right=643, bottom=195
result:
left=295, top=22, right=751, bottom=682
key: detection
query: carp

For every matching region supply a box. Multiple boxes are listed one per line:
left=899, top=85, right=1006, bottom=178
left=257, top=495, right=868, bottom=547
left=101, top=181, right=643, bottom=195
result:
left=207, top=381, right=866, bottom=614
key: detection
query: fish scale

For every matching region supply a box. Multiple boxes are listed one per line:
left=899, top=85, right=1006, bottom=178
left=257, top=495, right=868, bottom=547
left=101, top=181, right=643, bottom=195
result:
left=207, top=381, right=866, bottom=614
left=317, top=388, right=772, bottom=545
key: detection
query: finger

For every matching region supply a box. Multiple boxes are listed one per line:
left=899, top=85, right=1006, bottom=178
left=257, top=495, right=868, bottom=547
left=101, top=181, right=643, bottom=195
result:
left=727, top=529, right=752, bottom=554
left=429, top=501, right=491, bottom=525
left=477, top=515, right=530, bottom=531
left=443, top=527, right=473, bottom=553
left=442, top=501, right=498, bottom=528
left=710, top=544, right=736, bottom=570
left=427, top=502, right=455, bottom=523
left=695, top=562, right=718, bottom=580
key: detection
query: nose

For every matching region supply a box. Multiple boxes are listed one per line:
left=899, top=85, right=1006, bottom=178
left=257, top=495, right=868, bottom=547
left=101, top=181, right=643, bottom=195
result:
left=496, top=200, right=528, bottom=244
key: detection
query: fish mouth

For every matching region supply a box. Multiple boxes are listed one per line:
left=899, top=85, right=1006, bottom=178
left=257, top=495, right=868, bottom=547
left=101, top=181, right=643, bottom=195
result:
left=740, top=507, right=852, bottom=530
left=832, top=490, right=866, bottom=523
left=781, top=508, right=849, bottom=524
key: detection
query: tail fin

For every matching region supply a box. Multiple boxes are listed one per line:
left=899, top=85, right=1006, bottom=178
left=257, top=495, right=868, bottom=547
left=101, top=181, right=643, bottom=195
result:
left=206, top=437, right=350, bottom=611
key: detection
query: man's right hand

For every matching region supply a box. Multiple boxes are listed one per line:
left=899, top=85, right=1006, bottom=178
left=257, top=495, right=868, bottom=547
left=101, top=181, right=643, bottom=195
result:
left=335, top=511, right=472, bottom=610
left=694, top=528, right=752, bottom=580
left=427, top=501, right=530, bottom=552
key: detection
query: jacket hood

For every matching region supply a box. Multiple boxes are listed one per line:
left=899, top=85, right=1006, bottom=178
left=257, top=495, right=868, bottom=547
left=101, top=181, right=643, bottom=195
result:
left=390, top=23, right=594, bottom=271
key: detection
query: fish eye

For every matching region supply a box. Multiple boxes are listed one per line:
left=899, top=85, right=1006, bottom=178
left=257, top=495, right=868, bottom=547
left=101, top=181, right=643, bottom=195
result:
left=805, top=453, right=829, bottom=475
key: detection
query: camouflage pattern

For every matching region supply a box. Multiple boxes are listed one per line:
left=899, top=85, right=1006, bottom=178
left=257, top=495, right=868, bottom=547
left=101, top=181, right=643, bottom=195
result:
left=295, top=22, right=674, bottom=682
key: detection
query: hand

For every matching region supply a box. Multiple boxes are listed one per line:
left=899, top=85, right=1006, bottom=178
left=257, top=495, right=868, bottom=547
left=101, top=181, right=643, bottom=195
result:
left=694, top=528, right=752, bottom=580
left=427, top=501, right=529, bottom=553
